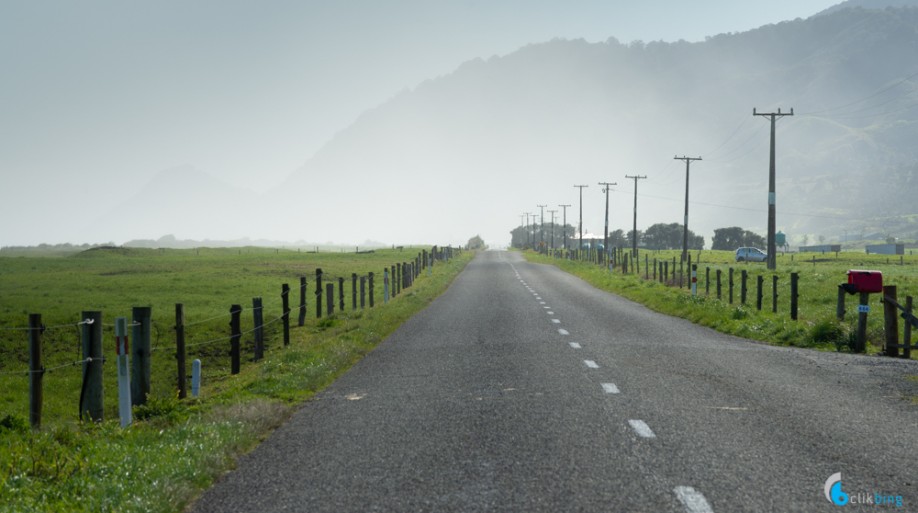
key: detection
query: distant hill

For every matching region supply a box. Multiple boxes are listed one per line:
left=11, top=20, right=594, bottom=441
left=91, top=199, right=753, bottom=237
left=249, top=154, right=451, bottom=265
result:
left=271, top=4, right=918, bottom=247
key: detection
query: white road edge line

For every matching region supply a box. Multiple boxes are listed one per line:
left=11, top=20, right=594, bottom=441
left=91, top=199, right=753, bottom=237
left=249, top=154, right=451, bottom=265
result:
left=584, top=360, right=599, bottom=369
left=569, top=342, right=581, bottom=349
left=673, top=486, right=714, bottom=513
left=552, top=319, right=561, bottom=324
left=558, top=329, right=569, bottom=335
left=628, top=419, right=656, bottom=438
left=601, top=383, right=620, bottom=394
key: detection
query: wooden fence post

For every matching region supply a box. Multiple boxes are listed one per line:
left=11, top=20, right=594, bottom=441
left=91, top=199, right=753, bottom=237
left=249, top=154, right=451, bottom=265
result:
left=905, top=296, right=913, bottom=359
left=351, top=273, right=358, bottom=310
left=728, top=268, right=734, bottom=304
left=131, top=306, right=152, bottom=406
left=326, top=283, right=334, bottom=316
left=741, top=270, right=748, bottom=305
left=253, top=297, right=264, bottom=361
left=884, top=285, right=899, bottom=357
left=175, top=304, right=187, bottom=399
left=384, top=269, right=390, bottom=304
left=369, top=272, right=375, bottom=307
left=705, top=267, right=711, bottom=296
left=756, top=275, right=763, bottom=311
left=315, top=269, right=323, bottom=319
left=282, top=284, right=290, bottom=347
left=230, top=305, right=241, bottom=375
left=790, top=272, right=799, bottom=321
left=28, top=313, right=42, bottom=429
left=360, top=276, right=366, bottom=309
left=836, top=286, right=846, bottom=321
left=298, top=277, right=307, bottom=326
left=338, top=277, right=345, bottom=312
left=855, top=292, right=869, bottom=352
left=664, top=261, right=669, bottom=285
left=645, top=255, right=649, bottom=280
left=653, top=259, right=657, bottom=281
left=80, top=311, right=103, bottom=422
left=716, top=269, right=722, bottom=300
left=772, top=275, right=779, bottom=313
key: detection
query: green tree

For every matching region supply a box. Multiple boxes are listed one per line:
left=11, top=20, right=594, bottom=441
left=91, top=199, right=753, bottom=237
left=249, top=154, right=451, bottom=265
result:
left=712, top=227, right=765, bottom=250
left=642, top=223, right=703, bottom=250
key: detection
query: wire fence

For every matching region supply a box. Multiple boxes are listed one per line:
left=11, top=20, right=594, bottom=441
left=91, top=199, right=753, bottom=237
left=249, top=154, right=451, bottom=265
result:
left=0, top=245, right=461, bottom=428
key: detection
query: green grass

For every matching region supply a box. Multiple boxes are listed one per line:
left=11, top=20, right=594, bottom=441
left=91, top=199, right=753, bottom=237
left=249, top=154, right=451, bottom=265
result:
left=524, top=248, right=918, bottom=355
left=0, top=246, right=472, bottom=512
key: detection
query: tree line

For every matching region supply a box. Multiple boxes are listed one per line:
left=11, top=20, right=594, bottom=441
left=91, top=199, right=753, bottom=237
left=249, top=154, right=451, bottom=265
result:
left=510, top=224, right=765, bottom=251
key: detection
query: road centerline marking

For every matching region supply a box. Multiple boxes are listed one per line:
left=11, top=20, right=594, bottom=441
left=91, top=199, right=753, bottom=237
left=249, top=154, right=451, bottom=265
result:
left=674, top=486, right=714, bottom=513
left=569, top=342, right=581, bottom=349
left=558, top=328, right=569, bottom=335
left=601, top=383, right=620, bottom=394
left=628, top=419, right=656, bottom=438
left=584, top=360, right=599, bottom=369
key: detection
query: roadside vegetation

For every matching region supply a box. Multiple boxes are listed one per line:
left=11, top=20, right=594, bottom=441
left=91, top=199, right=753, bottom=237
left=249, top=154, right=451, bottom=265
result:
left=0, top=246, right=472, bottom=512
left=524, top=248, right=918, bottom=357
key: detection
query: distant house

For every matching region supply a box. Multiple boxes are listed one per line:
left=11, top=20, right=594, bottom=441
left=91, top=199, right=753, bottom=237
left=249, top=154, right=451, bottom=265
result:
left=866, top=244, right=904, bottom=255
left=799, top=244, right=841, bottom=253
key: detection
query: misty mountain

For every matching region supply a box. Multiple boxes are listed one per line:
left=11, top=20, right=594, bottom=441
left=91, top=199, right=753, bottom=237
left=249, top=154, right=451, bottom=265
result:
left=95, top=166, right=261, bottom=242
left=272, top=2, right=918, bottom=247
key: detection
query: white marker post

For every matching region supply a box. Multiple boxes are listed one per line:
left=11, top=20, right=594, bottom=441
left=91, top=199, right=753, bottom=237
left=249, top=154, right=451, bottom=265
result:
left=115, top=317, right=133, bottom=428
left=691, top=264, right=698, bottom=297
left=191, top=359, right=201, bottom=398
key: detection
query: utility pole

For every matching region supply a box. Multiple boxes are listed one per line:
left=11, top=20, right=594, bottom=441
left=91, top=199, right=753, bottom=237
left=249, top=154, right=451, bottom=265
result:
left=537, top=204, right=547, bottom=251
left=548, top=209, right=558, bottom=250
left=598, top=181, right=617, bottom=264
left=574, top=185, right=588, bottom=253
left=625, top=174, right=648, bottom=257
left=674, top=156, right=702, bottom=262
left=519, top=214, right=525, bottom=248
left=524, top=212, right=533, bottom=248
left=754, top=107, right=794, bottom=270
left=558, top=204, right=571, bottom=250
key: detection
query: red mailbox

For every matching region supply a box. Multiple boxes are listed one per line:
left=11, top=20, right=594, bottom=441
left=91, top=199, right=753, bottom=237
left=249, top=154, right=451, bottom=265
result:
left=847, top=270, right=883, bottom=293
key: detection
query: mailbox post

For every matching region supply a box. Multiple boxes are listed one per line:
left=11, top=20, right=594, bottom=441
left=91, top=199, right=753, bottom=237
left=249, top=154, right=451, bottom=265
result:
left=842, top=270, right=883, bottom=352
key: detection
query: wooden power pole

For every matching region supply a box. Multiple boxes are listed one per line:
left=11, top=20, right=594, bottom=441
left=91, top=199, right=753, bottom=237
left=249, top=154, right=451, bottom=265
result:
left=753, top=107, right=794, bottom=270
left=625, top=174, right=647, bottom=257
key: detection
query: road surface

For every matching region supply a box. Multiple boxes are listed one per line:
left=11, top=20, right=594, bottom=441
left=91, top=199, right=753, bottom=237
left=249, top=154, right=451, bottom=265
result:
left=192, top=250, right=917, bottom=512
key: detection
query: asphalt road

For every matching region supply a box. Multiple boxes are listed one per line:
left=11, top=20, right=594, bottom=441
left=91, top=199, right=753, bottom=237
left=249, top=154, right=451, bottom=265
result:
left=191, top=250, right=918, bottom=512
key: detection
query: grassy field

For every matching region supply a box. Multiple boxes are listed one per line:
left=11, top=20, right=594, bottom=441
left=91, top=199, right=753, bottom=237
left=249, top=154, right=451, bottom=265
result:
left=525, top=248, right=918, bottom=356
left=0, top=246, right=472, bottom=512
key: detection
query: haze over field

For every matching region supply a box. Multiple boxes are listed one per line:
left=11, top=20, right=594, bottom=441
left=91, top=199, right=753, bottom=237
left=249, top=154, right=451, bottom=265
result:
left=5, top=0, right=918, bottom=249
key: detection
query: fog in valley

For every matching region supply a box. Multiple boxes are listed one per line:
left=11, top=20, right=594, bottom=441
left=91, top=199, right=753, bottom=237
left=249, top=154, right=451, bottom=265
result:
left=4, top=0, right=917, bottom=250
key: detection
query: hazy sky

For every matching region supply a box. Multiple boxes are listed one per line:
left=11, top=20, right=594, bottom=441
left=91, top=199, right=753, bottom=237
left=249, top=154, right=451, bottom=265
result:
left=0, top=0, right=842, bottom=246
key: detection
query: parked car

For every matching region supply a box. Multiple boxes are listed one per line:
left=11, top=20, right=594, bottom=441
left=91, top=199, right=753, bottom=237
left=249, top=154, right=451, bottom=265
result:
left=735, top=247, right=767, bottom=262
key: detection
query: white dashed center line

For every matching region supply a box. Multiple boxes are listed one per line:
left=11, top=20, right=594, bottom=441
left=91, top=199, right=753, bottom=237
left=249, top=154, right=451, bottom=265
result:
left=674, top=486, right=714, bottom=513
left=547, top=311, right=554, bottom=315
left=584, top=360, right=599, bottom=369
left=628, top=419, right=656, bottom=438
left=551, top=319, right=560, bottom=324
left=569, top=342, right=581, bottom=349
left=558, top=329, right=569, bottom=335
left=601, top=383, right=620, bottom=394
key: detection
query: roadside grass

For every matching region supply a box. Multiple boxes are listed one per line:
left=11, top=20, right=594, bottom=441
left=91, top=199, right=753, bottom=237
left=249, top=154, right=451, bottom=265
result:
left=0, top=247, right=472, bottom=513
left=524, top=249, right=918, bottom=356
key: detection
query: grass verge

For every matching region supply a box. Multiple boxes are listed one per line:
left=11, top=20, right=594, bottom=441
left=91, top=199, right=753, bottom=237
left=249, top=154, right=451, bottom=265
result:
left=0, top=250, right=472, bottom=513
